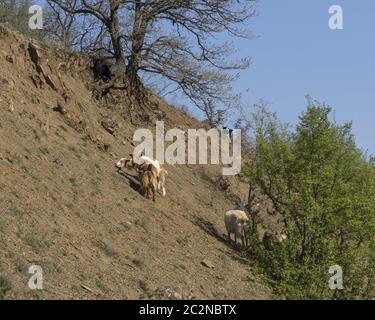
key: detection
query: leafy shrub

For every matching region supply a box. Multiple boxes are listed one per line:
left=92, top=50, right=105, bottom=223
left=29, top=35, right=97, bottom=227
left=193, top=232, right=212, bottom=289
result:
left=245, top=101, right=375, bottom=299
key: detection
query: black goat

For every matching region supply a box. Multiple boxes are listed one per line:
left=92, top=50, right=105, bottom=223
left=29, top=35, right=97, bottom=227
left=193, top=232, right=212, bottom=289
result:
left=92, top=58, right=113, bottom=81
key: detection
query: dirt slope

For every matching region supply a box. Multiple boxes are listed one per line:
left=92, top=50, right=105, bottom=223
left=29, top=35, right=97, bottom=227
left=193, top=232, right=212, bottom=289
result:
left=0, top=26, right=271, bottom=300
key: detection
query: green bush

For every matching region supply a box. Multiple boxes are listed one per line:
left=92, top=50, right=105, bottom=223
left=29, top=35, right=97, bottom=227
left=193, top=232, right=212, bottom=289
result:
left=245, top=101, right=375, bottom=299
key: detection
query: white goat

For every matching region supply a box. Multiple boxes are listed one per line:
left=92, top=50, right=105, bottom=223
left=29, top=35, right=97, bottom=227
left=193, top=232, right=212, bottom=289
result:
left=224, top=210, right=249, bottom=248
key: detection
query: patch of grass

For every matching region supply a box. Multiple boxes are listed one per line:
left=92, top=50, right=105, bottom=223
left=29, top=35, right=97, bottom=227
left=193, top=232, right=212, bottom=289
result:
left=16, top=128, right=27, bottom=138
left=90, top=171, right=102, bottom=196
left=59, top=125, right=68, bottom=132
left=69, top=177, right=80, bottom=187
left=78, top=272, right=88, bottom=281
left=176, top=237, right=187, bottom=246
left=39, top=147, right=49, bottom=155
left=33, top=129, right=41, bottom=141
left=96, top=279, right=109, bottom=294
left=66, top=203, right=74, bottom=211
left=14, top=256, right=28, bottom=273
left=134, top=219, right=148, bottom=232
left=11, top=191, right=20, bottom=199
left=31, top=174, right=40, bottom=181
left=132, top=259, right=145, bottom=269
left=176, top=264, right=187, bottom=271
left=121, top=221, right=131, bottom=231
left=20, top=165, right=28, bottom=173
left=6, top=205, right=22, bottom=216
left=43, top=260, right=63, bottom=274
left=0, top=220, right=6, bottom=233
left=22, top=233, right=48, bottom=253
left=0, top=275, right=12, bottom=300
left=24, top=289, right=44, bottom=300
left=71, top=284, right=82, bottom=293
left=138, top=280, right=148, bottom=292
left=97, top=240, right=118, bottom=257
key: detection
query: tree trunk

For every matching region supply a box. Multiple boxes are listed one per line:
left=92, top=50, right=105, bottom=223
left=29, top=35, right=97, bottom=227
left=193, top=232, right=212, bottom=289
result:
left=108, top=0, right=125, bottom=77
left=126, top=2, right=147, bottom=91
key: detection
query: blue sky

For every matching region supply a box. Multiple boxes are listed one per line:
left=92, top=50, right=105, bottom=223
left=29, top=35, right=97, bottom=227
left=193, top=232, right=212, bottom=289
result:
left=34, top=0, right=375, bottom=153
left=230, top=0, right=375, bottom=153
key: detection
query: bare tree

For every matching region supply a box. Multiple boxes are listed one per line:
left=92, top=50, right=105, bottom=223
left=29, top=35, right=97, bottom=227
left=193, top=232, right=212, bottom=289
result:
left=48, top=0, right=257, bottom=119
left=43, top=0, right=80, bottom=49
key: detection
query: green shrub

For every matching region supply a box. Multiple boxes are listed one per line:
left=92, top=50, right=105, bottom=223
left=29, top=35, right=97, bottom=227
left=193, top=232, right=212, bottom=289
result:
left=245, top=101, right=375, bottom=299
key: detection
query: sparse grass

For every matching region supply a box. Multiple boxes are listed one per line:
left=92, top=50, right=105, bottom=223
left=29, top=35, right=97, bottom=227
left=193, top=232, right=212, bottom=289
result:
left=176, top=237, right=187, bottom=246
left=20, top=165, right=28, bottom=173
left=16, top=127, right=27, bottom=138
left=6, top=205, right=22, bottom=216
left=121, top=221, right=131, bottom=231
left=0, top=220, right=6, bottom=233
left=69, top=177, right=79, bottom=187
left=31, top=174, right=40, bottom=181
left=71, top=284, right=82, bottom=293
left=66, top=203, right=74, bottom=211
left=139, top=280, right=153, bottom=299
left=0, top=274, right=12, bottom=300
left=132, top=259, right=145, bottom=269
left=11, top=190, right=20, bottom=199
left=96, top=279, right=109, bottom=294
left=33, top=129, right=41, bottom=141
left=97, top=240, right=118, bottom=257
left=176, top=264, right=187, bottom=271
left=59, top=124, right=68, bottom=132
left=79, top=272, right=88, bottom=281
left=14, top=256, right=28, bottom=273
left=24, top=289, right=44, bottom=300
left=90, top=170, right=102, bottom=196
left=43, top=260, right=63, bottom=274
left=39, top=147, right=49, bottom=155
left=134, top=219, right=148, bottom=232
left=22, top=233, right=48, bottom=253
left=138, top=280, right=148, bottom=292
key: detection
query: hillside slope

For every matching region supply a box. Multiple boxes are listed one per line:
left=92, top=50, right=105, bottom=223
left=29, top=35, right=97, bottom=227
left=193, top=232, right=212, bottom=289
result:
left=0, top=26, right=270, bottom=300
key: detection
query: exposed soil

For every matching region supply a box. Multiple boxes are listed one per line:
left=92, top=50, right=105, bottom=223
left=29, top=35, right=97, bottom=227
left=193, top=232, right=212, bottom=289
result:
left=0, top=25, right=271, bottom=300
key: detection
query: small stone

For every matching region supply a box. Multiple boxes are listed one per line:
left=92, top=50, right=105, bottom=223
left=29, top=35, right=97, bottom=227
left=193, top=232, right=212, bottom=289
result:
left=201, top=258, right=214, bottom=269
left=5, top=55, right=13, bottom=63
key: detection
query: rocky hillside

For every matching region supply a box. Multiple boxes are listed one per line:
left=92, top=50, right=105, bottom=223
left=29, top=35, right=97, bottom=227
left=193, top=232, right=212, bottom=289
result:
left=0, top=25, right=271, bottom=300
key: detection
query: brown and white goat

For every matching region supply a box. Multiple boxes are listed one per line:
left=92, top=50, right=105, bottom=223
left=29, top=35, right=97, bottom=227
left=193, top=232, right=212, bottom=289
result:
left=138, top=164, right=158, bottom=201
left=157, top=168, right=168, bottom=197
left=116, top=154, right=167, bottom=196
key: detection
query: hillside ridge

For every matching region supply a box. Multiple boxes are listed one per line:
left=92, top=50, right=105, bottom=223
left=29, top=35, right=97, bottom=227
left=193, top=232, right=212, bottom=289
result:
left=0, top=25, right=270, bottom=300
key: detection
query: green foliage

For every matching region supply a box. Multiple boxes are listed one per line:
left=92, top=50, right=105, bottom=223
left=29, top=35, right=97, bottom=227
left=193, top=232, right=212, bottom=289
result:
left=245, top=100, right=375, bottom=299
left=0, top=274, right=12, bottom=300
